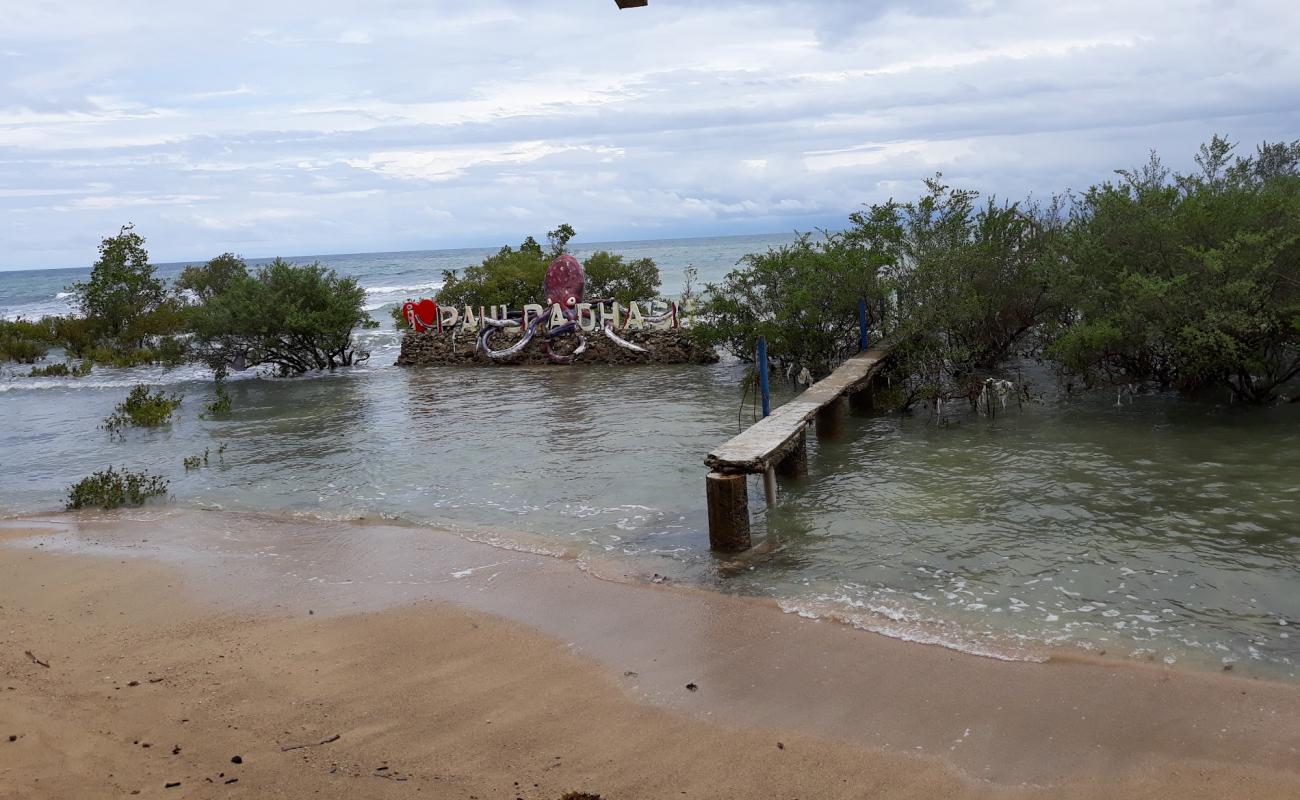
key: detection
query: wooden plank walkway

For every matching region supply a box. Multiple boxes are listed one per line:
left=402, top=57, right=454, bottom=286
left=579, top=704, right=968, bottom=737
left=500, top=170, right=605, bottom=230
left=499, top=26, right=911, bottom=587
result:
left=705, top=346, right=890, bottom=475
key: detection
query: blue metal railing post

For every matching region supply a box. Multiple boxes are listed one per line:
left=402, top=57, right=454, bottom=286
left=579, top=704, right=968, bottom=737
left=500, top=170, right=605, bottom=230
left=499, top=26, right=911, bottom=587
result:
left=757, top=336, right=771, bottom=418
left=858, top=297, right=869, bottom=352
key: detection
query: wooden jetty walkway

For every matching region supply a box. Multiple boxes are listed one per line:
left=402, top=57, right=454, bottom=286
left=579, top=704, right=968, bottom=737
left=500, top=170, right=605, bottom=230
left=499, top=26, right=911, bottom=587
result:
left=704, top=346, right=891, bottom=552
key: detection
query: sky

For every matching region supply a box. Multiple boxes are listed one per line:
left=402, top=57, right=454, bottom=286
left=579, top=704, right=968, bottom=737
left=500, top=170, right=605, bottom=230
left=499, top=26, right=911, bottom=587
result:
left=2, top=1, right=1299, bottom=271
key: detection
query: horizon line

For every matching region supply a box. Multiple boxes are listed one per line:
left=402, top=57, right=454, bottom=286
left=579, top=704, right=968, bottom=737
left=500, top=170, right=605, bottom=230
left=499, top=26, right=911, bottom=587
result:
left=0, top=227, right=818, bottom=275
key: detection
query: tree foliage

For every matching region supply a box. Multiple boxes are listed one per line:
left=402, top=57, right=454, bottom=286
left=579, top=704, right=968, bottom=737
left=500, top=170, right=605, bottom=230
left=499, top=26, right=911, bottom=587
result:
left=71, top=225, right=168, bottom=348
left=847, top=179, right=1066, bottom=408
left=583, top=251, right=661, bottom=302
left=0, top=319, right=51, bottom=363
left=435, top=224, right=660, bottom=310
left=437, top=236, right=551, bottom=311
left=699, top=137, right=1300, bottom=409
left=189, top=258, right=369, bottom=375
left=693, top=231, right=885, bottom=379
left=1047, top=136, right=1300, bottom=403
left=177, top=252, right=248, bottom=301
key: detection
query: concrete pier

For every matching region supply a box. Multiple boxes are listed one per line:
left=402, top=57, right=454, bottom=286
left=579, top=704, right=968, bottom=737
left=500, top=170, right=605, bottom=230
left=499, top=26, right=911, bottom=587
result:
left=703, top=347, right=890, bottom=551
left=706, top=472, right=752, bottom=552
left=849, top=383, right=875, bottom=414
left=774, top=429, right=808, bottom=478
left=815, top=397, right=845, bottom=439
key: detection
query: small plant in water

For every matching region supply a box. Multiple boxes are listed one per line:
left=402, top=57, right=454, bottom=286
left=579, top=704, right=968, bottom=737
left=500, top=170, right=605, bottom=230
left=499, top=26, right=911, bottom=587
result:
left=66, top=466, right=169, bottom=510
left=28, top=360, right=92, bottom=378
left=103, top=384, right=183, bottom=437
left=183, top=450, right=213, bottom=468
left=203, top=379, right=232, bottom=418
left=30, top=362, right=70, bottom=377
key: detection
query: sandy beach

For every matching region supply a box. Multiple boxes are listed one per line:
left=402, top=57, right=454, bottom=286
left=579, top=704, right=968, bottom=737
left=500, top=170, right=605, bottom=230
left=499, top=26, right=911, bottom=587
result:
left=2, top=511, right=1299, bottom=799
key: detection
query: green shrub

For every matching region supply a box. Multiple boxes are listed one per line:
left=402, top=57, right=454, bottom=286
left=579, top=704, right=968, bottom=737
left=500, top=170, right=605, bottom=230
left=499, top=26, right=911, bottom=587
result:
left=177, top=253, right=248, bottom=301
left=438, top=231, right=557, bottom=311
left=694, top=231, right=885, bottom=380
left=581, top=251, right=661, bottom=302
left=66, top=467, right=169, bottom=510
left=188, top=258, right=369, bottom=375
left=0, top=317, right=59, bottom=343
left=28, top=361, right=91, bottom=377
left=202, top=377, right=232, bottom=418
left=50, top=315, right=100, bottom=357
left=436, top=224, right=661, bottom=311
left=0, top=336, right=47, bottom=364
left=102, top=384, right=183, bottom=436
left=29, top=362, right=71, bottom=377
left=1046, top=137, right=1300, bottom=403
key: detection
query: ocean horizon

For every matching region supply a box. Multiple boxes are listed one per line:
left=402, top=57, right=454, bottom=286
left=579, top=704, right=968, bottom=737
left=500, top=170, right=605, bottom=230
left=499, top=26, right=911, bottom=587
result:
left=0, top=231, right=798, bottom=323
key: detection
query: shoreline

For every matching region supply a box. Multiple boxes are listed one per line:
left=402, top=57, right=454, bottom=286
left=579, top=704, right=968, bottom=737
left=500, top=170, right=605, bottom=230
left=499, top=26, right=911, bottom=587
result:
left=6, top=503, right=1281, bottom=680
left=3, top=509, right=1300, bottom=798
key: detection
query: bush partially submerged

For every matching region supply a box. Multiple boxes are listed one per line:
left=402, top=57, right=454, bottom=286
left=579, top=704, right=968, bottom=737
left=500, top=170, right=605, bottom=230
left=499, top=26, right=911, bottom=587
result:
left=29, top=360, right=92, bottom=378
left=0, top=336, right=48, bottom=364
left=102, top=384, right=183, bottom=435
left=203, top=377, right=232, bottom=418
left=66, top=466, right=169, bottom=510
left=694, top=231, right=885, bottom=380
left=697, top=135, right=1300, bottom=409
left=189, top=258, right=369, bottom=375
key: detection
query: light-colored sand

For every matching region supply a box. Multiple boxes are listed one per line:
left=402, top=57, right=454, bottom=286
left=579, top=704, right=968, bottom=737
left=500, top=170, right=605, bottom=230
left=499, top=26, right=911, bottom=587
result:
left=2, top=512, right=1299, bottom=799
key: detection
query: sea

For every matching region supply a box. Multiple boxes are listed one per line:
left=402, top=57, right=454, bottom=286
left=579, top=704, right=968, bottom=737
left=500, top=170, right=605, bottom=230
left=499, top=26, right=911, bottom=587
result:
left=2, top=232, right=1298, bottom=678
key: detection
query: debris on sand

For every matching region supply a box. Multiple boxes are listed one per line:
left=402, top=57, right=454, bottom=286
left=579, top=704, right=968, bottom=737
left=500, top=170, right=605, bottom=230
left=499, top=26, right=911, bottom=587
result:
left=24, top=650, right=49, bottom=668
left=280, top=733, right=340, bottom=752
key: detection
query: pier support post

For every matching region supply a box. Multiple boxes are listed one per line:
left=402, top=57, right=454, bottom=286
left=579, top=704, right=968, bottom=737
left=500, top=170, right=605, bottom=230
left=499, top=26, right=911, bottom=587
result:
left=816, top=397, right=845, bottom=440
left=849, top=384, right=874, bottom=415
left=706, top=471, right=751, bottom=552
left=775, top=428, right=808, bottom=478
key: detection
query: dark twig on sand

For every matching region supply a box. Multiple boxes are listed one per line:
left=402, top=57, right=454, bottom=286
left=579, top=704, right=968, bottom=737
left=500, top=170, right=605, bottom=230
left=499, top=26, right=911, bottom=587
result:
left=24, top=650, right=49, bottom=668
left=280, top=733, right=341, bottom=752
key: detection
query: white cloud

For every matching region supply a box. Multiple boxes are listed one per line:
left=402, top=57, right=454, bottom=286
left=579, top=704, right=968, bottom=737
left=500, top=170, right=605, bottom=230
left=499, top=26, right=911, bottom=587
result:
left=1, top=0, right=1298, bottom=269
left=347, top=143, right=625, bottom=182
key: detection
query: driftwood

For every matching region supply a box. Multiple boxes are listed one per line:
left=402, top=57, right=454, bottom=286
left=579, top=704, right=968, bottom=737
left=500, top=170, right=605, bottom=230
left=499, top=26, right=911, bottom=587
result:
left=280, top=733, right=341, bottom=752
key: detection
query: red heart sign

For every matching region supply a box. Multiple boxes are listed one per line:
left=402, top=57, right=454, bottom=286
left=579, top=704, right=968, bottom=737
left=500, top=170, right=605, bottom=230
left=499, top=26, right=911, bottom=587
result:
left=403, top=298, right=440, bottom=332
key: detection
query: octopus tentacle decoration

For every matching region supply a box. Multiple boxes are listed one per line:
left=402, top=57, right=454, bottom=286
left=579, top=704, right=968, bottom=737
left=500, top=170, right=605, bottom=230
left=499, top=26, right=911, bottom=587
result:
left=601, top=323, right=647, bottom=353
left=480, top=316, right=538, bottom=359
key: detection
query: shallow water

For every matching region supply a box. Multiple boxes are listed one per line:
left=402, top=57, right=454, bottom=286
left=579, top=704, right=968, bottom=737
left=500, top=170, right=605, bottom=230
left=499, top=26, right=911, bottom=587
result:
left=3, top=236, right=1299, bottom=677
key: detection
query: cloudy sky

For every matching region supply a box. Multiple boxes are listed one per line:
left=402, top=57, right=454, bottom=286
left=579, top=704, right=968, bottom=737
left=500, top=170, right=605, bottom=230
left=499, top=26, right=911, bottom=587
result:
left=2, top=0, right=1298, bottom=270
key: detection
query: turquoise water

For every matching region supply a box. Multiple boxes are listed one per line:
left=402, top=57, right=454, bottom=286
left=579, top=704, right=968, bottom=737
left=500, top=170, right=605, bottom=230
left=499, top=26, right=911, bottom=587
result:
left=2, top=233, right=1298, bottom=677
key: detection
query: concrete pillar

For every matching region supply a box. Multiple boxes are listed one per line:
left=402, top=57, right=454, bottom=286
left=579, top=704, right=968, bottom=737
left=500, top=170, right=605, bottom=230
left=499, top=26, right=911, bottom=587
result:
left=816, top=397, right=845, bottom=440
left=849, top=384, right=874, bottom=415
left=775, top=428, right=808, bottom=478
left=706, top=471, right=751, bottom=552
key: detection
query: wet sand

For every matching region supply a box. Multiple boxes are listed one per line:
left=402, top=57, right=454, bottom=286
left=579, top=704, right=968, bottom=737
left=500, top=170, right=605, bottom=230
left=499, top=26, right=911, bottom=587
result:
left=2, top=510, right=1299, bottom=799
